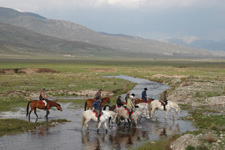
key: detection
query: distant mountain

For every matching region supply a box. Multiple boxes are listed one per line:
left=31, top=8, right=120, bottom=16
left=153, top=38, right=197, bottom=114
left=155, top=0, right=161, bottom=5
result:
left=0, top=22, right=124, bottom=57
left=1, top=7, right=225, bottom=58
left=163, top=36, right=225, bottom=52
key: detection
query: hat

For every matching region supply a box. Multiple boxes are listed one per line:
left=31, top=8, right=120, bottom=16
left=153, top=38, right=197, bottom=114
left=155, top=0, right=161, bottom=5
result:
left=99, top=89, right=102, bottom=91
left=118, top=96, right=122, bottom=98
left=131, top=93, right=135, bottom=96
left=144, top=88, right=148, bottom=90
left=42, top=88, right=46, bottom=91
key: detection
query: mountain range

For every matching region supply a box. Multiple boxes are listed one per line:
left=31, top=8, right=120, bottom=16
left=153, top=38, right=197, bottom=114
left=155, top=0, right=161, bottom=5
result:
left=162, top=36, right=225, bottom=52
left=0, top=7, right=225, bottom=59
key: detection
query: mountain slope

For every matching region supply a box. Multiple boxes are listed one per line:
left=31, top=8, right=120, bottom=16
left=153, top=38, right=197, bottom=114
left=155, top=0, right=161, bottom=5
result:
left=1, top=7, right=223, bottom=58
left=163, top=37, right=225, bottom=52
left=0, top=22, right=125, bottom=57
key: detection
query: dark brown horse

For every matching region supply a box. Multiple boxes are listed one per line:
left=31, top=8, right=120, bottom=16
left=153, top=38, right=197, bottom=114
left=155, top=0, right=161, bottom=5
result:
left=84, top=97, right=110, bottom=110
left=26, top=100, right=63, bottom=119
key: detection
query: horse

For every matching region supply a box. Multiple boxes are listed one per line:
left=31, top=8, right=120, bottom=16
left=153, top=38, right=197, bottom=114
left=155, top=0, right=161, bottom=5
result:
left=81, top=110, right=117, bottom=133
left=135, top=103, right=150, bottom=119
left=134, top=98, right=154, bottom=104
left=84, top=97, right=110, bottom=111
left=103, top=105, right=117, bottom=111
left=149, top=100, right=180, bottom=120
left=26, top=99, right=63, bottom=119
left=115, top=107, right=144, bottom=127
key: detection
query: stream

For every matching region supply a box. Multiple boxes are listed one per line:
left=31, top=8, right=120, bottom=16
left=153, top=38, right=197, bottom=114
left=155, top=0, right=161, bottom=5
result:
left=0, top=75, right=197, bottom=150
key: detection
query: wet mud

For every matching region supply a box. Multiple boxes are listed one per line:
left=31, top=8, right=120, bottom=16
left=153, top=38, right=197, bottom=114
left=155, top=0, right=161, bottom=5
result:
left=0, top=76, right=197, bottom=150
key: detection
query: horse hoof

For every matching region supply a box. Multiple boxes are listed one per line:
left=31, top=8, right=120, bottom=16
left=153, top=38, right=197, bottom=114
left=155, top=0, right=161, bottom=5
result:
left=97, top=129, right=99, bottom=133
left=105, top=129, right=108, bottom=133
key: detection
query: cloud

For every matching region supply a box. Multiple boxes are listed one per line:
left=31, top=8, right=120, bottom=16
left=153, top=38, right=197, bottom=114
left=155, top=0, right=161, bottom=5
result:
left=0, top=0, right=223, bottom=12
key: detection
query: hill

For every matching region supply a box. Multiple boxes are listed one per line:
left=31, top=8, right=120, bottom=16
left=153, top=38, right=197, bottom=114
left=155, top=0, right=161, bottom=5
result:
left=162, top=36, right=225, bottom=52
left=0, top=22, right=125, bottom=58
left=1, top=7, right=225, bottom=58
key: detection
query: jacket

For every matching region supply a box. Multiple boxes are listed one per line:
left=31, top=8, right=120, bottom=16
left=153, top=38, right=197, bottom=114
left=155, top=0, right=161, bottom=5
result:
left=127, top=97, right=135, bottom=109
left=93, top=100, right=101, bottom=110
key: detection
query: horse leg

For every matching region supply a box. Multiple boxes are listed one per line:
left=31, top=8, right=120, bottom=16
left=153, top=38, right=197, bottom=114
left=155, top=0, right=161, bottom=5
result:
left=97, top=121, right=102, bottom=132
left=34, top=108, right=38, bottom=118
left=45, top=110, right=50, bottom=118
left=165, top=110, right=168, bottom=120
left=85, top=118, right=90, bottom=130
left=28, top=107, right=34, bottom=119
left=154, top=109, right=158, bottom=120
left=104, top=122, right=108, bottom=133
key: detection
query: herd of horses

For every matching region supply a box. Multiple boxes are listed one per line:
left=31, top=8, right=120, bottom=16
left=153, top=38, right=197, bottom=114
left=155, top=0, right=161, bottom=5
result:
left=26, top=96, right=180, bottom=132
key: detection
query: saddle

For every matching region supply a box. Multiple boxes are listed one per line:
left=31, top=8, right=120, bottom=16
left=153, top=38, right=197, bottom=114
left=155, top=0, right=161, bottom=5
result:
left=38, top=100, right=47, bottom=106
left=92, top=110, right=102, bottom=118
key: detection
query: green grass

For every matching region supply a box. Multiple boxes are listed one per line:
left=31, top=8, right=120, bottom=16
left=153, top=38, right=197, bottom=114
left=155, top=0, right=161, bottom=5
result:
left=0, top=118, right=68, bottom=137
left=1, top=58, right=225, bottom=148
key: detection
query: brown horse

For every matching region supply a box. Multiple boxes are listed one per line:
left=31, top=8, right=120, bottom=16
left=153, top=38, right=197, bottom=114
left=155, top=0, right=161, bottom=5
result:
left=134, top=98, right=154, bottom=105
left=26, top=99, right=63, bottom=119
left=84, top=97, right=110, bottom=110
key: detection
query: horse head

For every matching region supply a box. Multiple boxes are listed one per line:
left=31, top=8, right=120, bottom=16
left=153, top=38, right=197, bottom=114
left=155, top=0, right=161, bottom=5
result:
left=57, top=104, right=63, bottom=111
left=105, top=97, right=110, bottom=104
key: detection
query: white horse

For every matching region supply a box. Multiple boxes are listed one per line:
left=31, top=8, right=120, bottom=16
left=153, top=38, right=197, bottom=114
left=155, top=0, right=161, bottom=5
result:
left=115, top=107, right=144, bottom=127
left=149, top=100, right=180, bottom=120
left=135, top=103, right=150, bottom=119
left=81, top=110, right=117, bottom=132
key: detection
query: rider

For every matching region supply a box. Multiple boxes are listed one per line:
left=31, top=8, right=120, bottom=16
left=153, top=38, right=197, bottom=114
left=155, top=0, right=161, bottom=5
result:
left=93, top=97, right=101, bottom=122
left=124, top=91, right=130, bottom=103
left=141, top=88, right=148, bottom=102
left=127, top=94, right=135, bottom=119
left=160, top=90, right=168, bottom=111
left=95, top=89, right=102, bottom=102
left=39, top=88, right=47, bottom=110
left=116, top=96, right=124, bottom=107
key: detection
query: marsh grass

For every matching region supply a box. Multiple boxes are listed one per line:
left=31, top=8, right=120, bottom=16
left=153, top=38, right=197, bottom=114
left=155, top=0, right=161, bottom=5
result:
left=136, top=135, right=180, bottom=150
left=0, top=118, right=69, bottom=137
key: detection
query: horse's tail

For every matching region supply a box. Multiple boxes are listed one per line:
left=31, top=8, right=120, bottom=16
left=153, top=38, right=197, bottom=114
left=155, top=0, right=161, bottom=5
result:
left=103, top=105, right=109, bottom=110
left=26, top=101, right=31, bottom=116
left=81, top=113, right=85, bottom=130
left=84, top=101, right=87, bottom=111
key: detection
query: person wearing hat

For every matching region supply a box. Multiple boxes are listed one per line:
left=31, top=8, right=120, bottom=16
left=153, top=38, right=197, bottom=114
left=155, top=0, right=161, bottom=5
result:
left=95, top=89, right=102, bottom=102
left=141, top=88, right=148, bottom=102
left=93, top=97, right=101, bottom=122
left=124, top=91, right=130, bottom=103
left=127, top=94, right=135, bottom=119
left=39, top=88, right=47, bottom=110
left=160, top=90, right=168, bottom=110
left=116, top=96, right=124, bottom=107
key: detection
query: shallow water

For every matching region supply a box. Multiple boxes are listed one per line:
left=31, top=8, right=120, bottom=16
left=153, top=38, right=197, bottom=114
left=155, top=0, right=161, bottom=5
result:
left=0, top=76, right=197, bottom=150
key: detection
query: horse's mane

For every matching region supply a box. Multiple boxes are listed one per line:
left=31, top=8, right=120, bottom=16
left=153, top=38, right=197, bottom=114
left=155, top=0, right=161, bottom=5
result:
left=46, top=100, right=60, bottom=106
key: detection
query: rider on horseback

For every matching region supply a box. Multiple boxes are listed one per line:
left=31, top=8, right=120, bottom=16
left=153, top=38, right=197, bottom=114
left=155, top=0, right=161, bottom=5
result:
left=141, top=88, right=148, bottom=102
left=127, top=94, right=135, bottom=119
left=39, top=88, right=47, bottom=110
left=93, top=97, right=101, bottom=122
left=124, top=91, right=130, bottom=103
left=160, top=90, right=168, bottom=111
left=95, top=89, right=102, bottom=102
left=116, top=96, right=124, bottom=107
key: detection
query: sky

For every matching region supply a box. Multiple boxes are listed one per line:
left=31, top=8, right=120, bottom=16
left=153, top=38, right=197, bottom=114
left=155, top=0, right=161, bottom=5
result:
left=1, top=0, right=225, bottom=41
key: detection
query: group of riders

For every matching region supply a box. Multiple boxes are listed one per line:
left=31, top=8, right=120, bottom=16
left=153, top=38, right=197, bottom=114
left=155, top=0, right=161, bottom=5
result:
left=38, top=87, right=168, bottom=122
left=91, top=88, right=168, bottom=122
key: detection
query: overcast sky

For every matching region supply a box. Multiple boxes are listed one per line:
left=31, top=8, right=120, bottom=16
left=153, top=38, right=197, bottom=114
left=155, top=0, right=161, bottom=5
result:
left=1, top=0, right=225, bottom=41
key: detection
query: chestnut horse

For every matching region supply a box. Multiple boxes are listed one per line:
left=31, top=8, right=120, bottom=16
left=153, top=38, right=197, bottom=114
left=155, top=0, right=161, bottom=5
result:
left=134, top=98, right=154, bottom=104
left=26, top=100, right=63, bottom=119
left=84, top=97, right=110, bottom=110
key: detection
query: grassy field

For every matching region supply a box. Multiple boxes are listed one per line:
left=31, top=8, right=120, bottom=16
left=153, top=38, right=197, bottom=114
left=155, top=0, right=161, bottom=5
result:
left=0, top=58, right=225, bottom=149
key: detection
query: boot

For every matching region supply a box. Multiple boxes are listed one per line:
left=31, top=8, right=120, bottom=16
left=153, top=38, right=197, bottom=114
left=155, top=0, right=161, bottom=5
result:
left=98, top=117, right=100, bottom=123
left=129, top=112, right=131, bottom=119
left=44, top=106, right=47, bottom=111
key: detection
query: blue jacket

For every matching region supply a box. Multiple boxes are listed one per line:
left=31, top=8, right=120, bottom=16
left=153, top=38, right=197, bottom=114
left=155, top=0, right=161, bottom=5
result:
left=93, top=100, right=101, bottom=110
left=142, top=90, right=147, bottom=99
